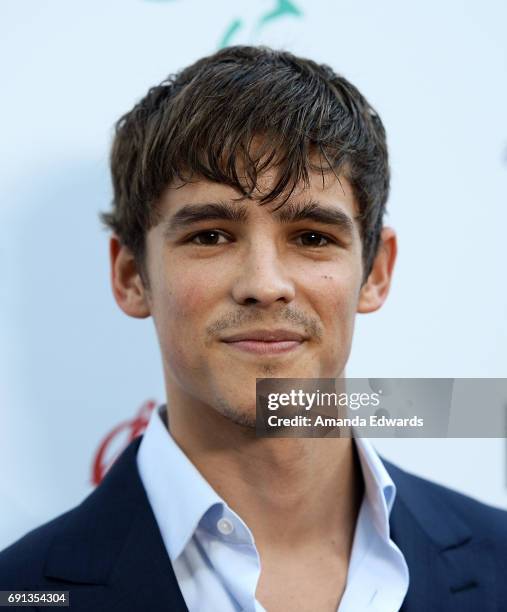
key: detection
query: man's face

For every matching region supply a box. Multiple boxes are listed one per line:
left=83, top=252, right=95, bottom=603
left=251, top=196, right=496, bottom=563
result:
left=141, top=169, right=366, bottom=427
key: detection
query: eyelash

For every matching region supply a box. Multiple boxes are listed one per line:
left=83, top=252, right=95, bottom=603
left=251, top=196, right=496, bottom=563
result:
left=187, top=230, right=337, bottom=248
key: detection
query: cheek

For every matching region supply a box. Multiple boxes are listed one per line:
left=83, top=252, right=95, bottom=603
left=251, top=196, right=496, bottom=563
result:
left=154, top=281, right=209, bottom=381
left=155, top=272, right=219, bottom=362
left=171, top=282, right=208, bottom=320
left=315, top=269, right=361, bottom=325
left=160, top=265, right=218, bottom=322
left=310, top=273, right=360, bottom=376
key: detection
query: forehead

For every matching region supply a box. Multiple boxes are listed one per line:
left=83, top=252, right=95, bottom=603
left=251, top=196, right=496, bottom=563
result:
left=157, top=168, right=359, bottom=223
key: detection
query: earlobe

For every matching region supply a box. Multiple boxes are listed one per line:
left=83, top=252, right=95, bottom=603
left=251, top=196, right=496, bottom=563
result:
left=357, top=227, right=397, bottom=314
left=109, top=236, right=151, bottom=319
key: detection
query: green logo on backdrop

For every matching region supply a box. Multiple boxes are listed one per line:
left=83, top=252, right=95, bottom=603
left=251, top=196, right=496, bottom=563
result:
left=143, top=0, right=303, bottom=48
left=220, top=0, right=302, bottom=48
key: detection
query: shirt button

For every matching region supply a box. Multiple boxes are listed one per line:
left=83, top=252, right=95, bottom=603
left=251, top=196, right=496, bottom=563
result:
left=217, top=518, right=234, bottom=536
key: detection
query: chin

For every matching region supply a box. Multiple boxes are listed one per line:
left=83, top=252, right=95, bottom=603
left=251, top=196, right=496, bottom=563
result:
left=213, top=396, right=257, bottom=429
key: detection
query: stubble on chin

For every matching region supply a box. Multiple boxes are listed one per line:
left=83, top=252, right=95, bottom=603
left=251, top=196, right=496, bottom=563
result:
left=211, top=361, right=285, bottom=429
left=215, top=396, right=257, bottom=429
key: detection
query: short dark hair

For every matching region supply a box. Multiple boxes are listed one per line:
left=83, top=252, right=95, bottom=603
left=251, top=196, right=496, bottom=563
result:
left=101, top=45, right=390, bottom=283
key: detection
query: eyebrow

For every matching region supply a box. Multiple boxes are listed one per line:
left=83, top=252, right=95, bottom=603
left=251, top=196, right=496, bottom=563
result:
left=162, top=199, right=356, bottom=238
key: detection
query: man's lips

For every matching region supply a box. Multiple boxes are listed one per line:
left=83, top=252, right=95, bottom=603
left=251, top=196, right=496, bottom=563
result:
left=221, top=329, right=307, bottom=355
left=222, top=339, right=303, bottom=355
left=221, top=328, right=307, bottom=342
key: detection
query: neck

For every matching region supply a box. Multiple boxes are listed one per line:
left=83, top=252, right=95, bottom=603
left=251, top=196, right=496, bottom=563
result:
left=164, top=389, right=364, bottom=557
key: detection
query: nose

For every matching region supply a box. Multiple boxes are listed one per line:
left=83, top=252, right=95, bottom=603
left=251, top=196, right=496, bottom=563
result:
left=231, top=241, right=296, bottom=307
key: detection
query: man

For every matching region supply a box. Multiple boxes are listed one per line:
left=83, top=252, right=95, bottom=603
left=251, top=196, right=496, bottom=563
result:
left=0, top=45, right=506, bottom=611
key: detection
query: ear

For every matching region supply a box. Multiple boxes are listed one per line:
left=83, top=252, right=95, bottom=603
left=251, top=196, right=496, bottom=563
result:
left=110, top=235, right=151, bottom=319
left=357, top=227, right=397, bottom=314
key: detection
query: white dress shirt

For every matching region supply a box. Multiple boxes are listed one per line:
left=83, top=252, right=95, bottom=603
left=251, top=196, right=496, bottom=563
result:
left=137, top=405, right=409, bottom=611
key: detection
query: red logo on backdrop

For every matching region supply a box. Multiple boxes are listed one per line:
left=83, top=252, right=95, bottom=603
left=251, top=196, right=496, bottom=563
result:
left=91, top=399, right=157, bottom=486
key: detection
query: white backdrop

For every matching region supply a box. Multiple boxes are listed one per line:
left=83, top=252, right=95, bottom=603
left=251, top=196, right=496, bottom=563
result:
left=1, top=0, right=506, bottom=550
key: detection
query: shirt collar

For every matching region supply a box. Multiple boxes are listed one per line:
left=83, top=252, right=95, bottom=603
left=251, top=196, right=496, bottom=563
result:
left=137, top=405, right=397, bottom=559
left=353, top=436, right=396, bottom=540
left=137, top=404, right=224, bottom=560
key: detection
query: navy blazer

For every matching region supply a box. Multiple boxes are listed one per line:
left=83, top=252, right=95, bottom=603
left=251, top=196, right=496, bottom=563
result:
left=1, top=436, right=506, bottom=611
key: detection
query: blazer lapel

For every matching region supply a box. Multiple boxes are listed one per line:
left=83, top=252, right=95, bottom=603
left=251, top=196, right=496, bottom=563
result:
left=43, top=437, right=189, bottom=612
left=384, top=460, right=496, bottom=612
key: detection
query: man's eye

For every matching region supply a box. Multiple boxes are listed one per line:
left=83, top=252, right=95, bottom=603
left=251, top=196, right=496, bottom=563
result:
left=187, top=230, right=335, bottom=247
left=296, top=232, right=335, bottom=247
left=189, top=231, right=229, bottom=246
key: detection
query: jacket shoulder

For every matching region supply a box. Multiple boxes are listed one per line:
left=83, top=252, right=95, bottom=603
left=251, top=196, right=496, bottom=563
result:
left=0, top=508, right=75, bottom=587
left=385, top=458, right=507, bottom=546
left=0, top=438, right=143, bottom=590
